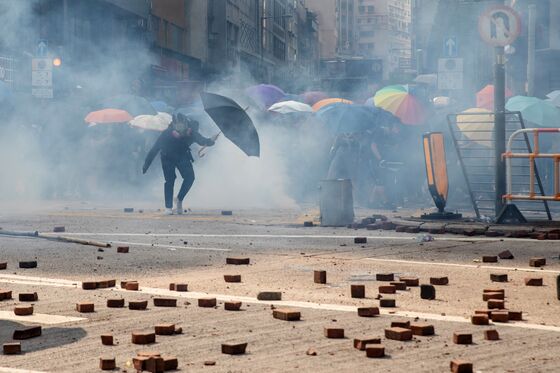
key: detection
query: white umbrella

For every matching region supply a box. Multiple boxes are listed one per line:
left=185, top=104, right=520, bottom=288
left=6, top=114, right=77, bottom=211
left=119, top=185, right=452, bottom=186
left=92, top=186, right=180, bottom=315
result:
left=546, top=90, right=560, bottom=107
left=268, top=100, right=312, bottom=114
left=129, top=112, right=172, bottom=131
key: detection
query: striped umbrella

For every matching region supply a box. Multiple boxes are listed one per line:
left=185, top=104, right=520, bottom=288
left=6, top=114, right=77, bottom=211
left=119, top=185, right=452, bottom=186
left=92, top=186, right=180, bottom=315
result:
left=373, top=85, right=426, bottom=125
left=311, top=98, right=353, bottom=112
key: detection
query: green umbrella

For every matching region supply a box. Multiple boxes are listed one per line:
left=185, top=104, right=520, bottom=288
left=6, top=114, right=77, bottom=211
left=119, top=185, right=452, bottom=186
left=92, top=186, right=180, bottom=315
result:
left=506, top=96, right=560, bottom=127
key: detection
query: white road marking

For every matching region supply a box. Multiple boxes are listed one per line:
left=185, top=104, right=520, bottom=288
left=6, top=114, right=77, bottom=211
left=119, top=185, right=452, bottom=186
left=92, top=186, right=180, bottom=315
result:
left=0, top=311, right=85, bottom=325
left=110, top=240, right=231, bottom=252
left=0, top=368, right=47, bottom=373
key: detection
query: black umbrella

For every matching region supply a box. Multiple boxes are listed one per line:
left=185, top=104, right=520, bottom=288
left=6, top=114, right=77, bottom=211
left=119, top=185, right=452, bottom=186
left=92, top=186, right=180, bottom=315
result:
left=200, top=92, right=260, bottom=157
left=99, top=94, right=157, bottom=117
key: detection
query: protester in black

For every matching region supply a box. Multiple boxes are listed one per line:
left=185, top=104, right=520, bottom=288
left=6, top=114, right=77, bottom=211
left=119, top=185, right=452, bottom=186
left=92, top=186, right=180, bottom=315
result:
left=143, top=113, right=215, bottom=215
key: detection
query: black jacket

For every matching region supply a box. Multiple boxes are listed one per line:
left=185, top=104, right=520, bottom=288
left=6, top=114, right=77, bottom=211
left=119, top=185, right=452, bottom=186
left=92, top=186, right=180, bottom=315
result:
left=143, top=127, right=214, bottom=170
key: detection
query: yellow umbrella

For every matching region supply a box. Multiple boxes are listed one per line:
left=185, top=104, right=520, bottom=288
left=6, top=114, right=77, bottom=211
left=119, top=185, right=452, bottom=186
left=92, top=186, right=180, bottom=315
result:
left=456, top=108, right=494, bottom=146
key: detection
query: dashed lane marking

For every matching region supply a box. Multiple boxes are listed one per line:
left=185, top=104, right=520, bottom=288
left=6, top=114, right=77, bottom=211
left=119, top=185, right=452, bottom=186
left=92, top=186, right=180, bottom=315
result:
left=0, top=311, right=85, bottom=325
left=110, top=240, right=231, bottom=252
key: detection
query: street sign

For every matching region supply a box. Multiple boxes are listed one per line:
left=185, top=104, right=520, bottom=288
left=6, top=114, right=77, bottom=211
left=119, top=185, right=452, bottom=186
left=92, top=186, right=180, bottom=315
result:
left=36, top=40, right=48, bottom=58
left=478, top=5, right=521, bottom=47
left=443, top=37, right=458, bottom=58
left=32, top=57, right=53, bottom=99
left=31, top=87, right=53, bottom=99
left=32, top=71, right=52, bottom=86
left=437, top=58, right=463, bottom=90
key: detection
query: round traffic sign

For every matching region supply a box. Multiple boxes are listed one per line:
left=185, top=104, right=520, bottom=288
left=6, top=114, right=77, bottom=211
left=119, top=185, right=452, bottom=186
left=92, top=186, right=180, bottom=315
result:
left=478, top=5, right=521, bottom=47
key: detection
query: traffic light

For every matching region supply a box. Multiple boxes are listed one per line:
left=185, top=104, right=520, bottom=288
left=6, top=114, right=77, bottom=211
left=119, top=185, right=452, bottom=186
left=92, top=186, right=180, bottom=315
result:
left=52, top=57, right=62, bottom=67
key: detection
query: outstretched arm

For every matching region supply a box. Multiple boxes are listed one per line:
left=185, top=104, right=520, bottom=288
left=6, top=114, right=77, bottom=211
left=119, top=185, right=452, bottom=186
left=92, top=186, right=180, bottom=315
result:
left=143, top=133, right=164, bottom=173
left=193, top=131, right=215, bottom=147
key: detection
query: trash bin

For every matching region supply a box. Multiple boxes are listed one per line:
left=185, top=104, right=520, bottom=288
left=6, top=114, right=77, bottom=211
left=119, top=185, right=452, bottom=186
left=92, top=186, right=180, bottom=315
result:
left=319, top=179, right=354, bottom=226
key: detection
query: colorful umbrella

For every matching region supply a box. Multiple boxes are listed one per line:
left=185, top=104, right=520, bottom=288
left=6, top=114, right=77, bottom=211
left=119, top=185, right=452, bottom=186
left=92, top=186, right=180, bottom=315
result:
left=456, top=108, right=494, bottom=146
left=129, top=112, right=172, bottom=131
left=85, top=109, right=133, bottom=124
left=373, top=85, right=426, bottom=125
left=301, top=91, right=328, bottom=105
left=268, top=100, right=312, bottom=114
left=99, top=94, right=157, bottom=117
left=506, top=96, right=560, bottom=127
left=317, top=104, right=397, bottom=134
left=546, top=90, right=560, bottom=107
left=476, top=84, right=513, bottom=111
left=311, top=98, right=353, bottom=112
left=245, top=84, right=286, bottom=109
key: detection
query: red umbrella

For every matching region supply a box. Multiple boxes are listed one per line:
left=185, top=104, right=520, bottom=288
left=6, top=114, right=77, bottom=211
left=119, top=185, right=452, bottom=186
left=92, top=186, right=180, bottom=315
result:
left=84, top=109, right=134, bottom=124
left=476, top=85, right=513, bottom=111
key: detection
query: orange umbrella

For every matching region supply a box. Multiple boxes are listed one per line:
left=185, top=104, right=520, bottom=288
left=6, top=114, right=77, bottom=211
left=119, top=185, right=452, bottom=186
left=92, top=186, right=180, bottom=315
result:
left=84, top=109, right=134, bottom=124
left=312, top=98, right=353, bottom=112
left=476, top=85, right=513, bottom=111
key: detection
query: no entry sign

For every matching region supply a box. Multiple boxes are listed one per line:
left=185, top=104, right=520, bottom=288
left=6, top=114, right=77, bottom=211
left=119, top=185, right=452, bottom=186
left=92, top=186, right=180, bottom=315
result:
left=478, top=5, right=521, bottom=47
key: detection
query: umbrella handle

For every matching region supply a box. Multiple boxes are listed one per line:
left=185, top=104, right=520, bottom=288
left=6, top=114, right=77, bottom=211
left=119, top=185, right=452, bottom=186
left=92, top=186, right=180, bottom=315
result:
left=198, top=132, right=221, bottom=158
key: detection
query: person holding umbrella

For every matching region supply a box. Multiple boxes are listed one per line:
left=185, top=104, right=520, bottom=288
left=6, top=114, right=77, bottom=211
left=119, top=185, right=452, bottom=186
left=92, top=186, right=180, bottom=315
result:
left=142, top=112, right=215, bottom=215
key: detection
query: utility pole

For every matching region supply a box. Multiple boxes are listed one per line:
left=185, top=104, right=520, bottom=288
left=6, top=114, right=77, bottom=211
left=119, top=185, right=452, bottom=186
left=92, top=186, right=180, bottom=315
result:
left=526, top=4, right=536, bottom=96
left=494, top=46, right=506, bottom=216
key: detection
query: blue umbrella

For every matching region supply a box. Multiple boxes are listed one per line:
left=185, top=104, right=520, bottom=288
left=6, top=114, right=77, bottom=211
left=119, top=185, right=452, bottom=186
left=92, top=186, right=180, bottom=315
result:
left=317, top=103, right=398, bottom=134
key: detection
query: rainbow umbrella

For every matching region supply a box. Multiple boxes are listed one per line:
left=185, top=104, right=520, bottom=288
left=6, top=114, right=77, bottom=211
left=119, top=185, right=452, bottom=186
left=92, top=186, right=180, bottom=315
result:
left=373, top=85, right=426, bottom=125
left=311, top=98, right=353, bottom=112
left=85, top=109, right=133, bottom=124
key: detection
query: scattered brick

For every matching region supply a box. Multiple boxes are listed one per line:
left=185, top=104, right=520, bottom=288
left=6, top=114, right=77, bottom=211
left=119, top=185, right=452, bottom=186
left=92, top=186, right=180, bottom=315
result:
left=226, top=257, right=250, bottom=265
left=498, top=250, right=514, bottom=259
left=18, top=292, right=38, bottom=302
left=131, top=331, right=156, bottom=345
left=376, top=273, right=394, bottom=281
left=529, top=257, right=546, bottom=267
left=351, top=284, right=365, bottom=298
left=390, top=281, right=407, bottom=290
left=381, top=221, right=396, bottom=230
left=483, top=292, right=504, bottom=301
left=508, top=310, right=523, bottom=321
left=379, top=285, right=396, bottom=294
left=490, top=311, right=509, bottom=323
left=162, top=355, right=179, bottom=371
left=524, top=277, right=543, bottom=286
left=324, top=327, right=344, bottom=339
left=474, top=309, right=492, bottom=317
left=391, top=320, right=410, bottom=329
left=81, top=281, right=97, bottom=290
left=365, top=344, right=385, bottom=358
left=153, top=298, right=177, bottom=307
left=14, top=305, right=33, bottom=316
left=430, top=277, right=449, bottom=286
left=482, top=256, right=498, bottom=263
left=129, top=300, right=148, bottom=310
left=484, top=329, right=500, bottom=341
left=405, top=226, right=420, bottom=234
left=125, top=281, right=139, bottom=291
left=410, top=323, right=435, bottom=336
left=353, top=337, right=381, bottom=351
left=96, top=279, right=116, bottom=289
left=174, top=327, right=183, bottom=334
left=385, top=327, right=412, bottom=341
left=13, top=326, right=41, bottom=340
left=155, top=324, right=176, bottom=335
left=357, top=307, right=379, bottom=317
left=169, top=283, right=175, bottom=290
left=175, top=283, right=188, bottom=292
left=53, top=226, right=65, bottom=233
left=305, top=348, right=317, bottom=356
left=137, top=351, right=161, bottom=358
left=3, top=342, right=21, bottom=355
left=314, top=270, right=326, bottom=284
left=107, top=298, right=125, bottom=308
left=117, top=246, right=129, bottom=253
left=224, top=275, right=241, bottom=283
left=453, top=332, right=472, bottom=345
left=19, top=261, right=37, bottom=269
left=273, top=308, right=301, bottom=321
left=204, top=360, right=217, bottom=365
left=0, top=289, right=12, bottom=301
left=221, top=342, right=247, bottom=355
left=420, top=284, right=436, bottom=300
left=450, top=359, right=473, bottom=373
left=221, top=210, right=233, bottom=216
left=101, top=334, right=113, bottom=345
left=0, top=262, right=6, bottom=270
left=257, top=291, right=282, bottom=301
left=133, top=356, right=150, bottom=371
left=224, top=301, right=242, bottom=311
left=399, top=276, right=419, bottom=286
left=76, top=302, right=94, bottom=313
left=198, top=298, right=217, bottom=308
left=99, top=357, right=116, bottom=371
left=379, top=298, right=396, bottom=308
left=471, top=314, right=489, bottom=325
left=483, top=288, right=505, bottom=295
left=489, top=273, right=508, bottom=282
left=488, top=300, right=505, bottom=309
left=123, top=208, right=134, bottom=213
left=354, top=237, right=367, bottom=244
left=303, top=221, right=314, bottom=227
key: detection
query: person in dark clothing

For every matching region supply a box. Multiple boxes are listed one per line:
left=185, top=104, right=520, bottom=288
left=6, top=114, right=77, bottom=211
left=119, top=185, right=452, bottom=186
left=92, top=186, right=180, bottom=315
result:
left=143, top=113, right=215, bottom=215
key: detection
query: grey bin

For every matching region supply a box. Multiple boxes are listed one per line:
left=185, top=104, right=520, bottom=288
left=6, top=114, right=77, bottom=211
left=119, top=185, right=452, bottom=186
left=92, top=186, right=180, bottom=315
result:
left=319, top=179, right=354, bottom=226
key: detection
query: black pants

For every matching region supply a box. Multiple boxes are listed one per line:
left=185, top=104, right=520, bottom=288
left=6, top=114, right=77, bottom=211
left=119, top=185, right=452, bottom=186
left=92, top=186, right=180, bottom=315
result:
left=161, top=156, right=195, bottom=209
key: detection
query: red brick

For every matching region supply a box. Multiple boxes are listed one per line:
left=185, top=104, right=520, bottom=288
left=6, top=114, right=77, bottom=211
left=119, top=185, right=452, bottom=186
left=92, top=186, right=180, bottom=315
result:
left=353, top=337, right=381, bottom=350
left=450, top=359, right=473, bottom=373
left=13, top=326, right=41, bottom=340
left=99, top=357, right=116, bottom=371
left=376, top=273, right=394, bottom=281
left=498, top=250, right=514, bottom=259
left=324, top=327, right=344, bottom=339
left=81, top=281, right=97, bottom=290
left=474, top=309, right=492, bottom=317
left=175, top=283, right=188, bottom=292
left=453, top=332, right=472, bottom=344
left=226, top=257, right=250, bottom=265
left=524, top=277, right=543, bottom=286
left=482, top=256, right=498, bottom=263
left=204, top=360, right=217, bottom=365
left=357, top=307, right=379, bottom=317
left=430, top=277, right=449, bottom=285
left=410, top=323, right=435, bottom=336
left=117, top=246, right=129, bottom=253
left=129, top=300, right=148, bottom=310
left=0, top=262, right=6, bottom=270
left=351, top=284, right=365, bottom=298
left=96, top=279, right=116, bottom=289
left=303, top=221, right=314, bottom=227
left=529, top=257, right=546, bottom=267
left=314, top=270, right=327, bottom=284
left=490, top=311, right=509, bottom=323
left=153, top=298, right=177, bottom=307
left=19, top=261, right=37, bottom=268
left=125, top=281, right=139, bottom=291
left=162, top=355, right=179, bottom=371
left=391, top=320, right=410, bottom=329
left=101, top=334, right=113, bottom=345
left=490, top=274, right=508, bottom=282
left=3, top=343, right=21, bottom=355
left=137, top=351, right=161, bottom=357
left=133, top=356, right=150, bottom=371
left=484, top=329, right=500, bottom=341
left=107, top=298, right=125, bottom=308
left=354, top=237, right=367, bottom=244
left=483, top=288, right=505, bottom=294
left=273, top=309, right=301, bottom=321
left=488, top=300, right=505, bottom=309
left=0, top=289, right=12, bottom=301
left=221, top=342, right=247, bottom=355
left=379, top=298, right=396, bottom=308
left=174, top=327, right=183, bottom=334
left=471, top=314, right=489, bottom=325
left=155, top=324, right=175, bottom=335
left=198, top=298, right=217, bottom=308
left=14, top=305, right=33, bottom=316
left=169, top=283, right=175, bottom=290
left=365, top=344, right=385, bottom=358
left=379, top=285, right=396, bottom=294
left=257, top=291, right=282, bottom=300
left=224, top=275, right=241, bottom=283
left=385, top=327, right=412, bottom=341
left=483, top=292, right=504, bottom=301
left=420, top=284, right=436, bottom=299
left=399, top=276, right=419, bottom=286
left=390, top=281, right=407, bottom=290
left=76, top=302, right=94, bottom=313
left=131, top=331, right=156, bottom=345
left=145, top=356, right=165, bottom=373
left=508, top=310, right=523, bottom=321
left=224, top=301, right=242, bottom=311
left=53, top=226, right=65, bottom=233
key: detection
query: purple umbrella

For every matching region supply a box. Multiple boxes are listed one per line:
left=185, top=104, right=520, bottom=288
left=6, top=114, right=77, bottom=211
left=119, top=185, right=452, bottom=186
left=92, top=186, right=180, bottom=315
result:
left=301, top=91, right=329, bottom=106
left=245, top=84, right=286, bottom=109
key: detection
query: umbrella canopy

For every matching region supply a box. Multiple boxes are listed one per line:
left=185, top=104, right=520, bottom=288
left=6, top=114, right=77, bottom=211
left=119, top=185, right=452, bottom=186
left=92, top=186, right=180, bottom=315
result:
left=200, top=92, right=260, bottom=157
left=268, top=100, right=312, bottom=114
left=85, top=109, right=134, bottom=124
left=546, top=90, right=560, bottom=107
left=456, top=108, right=494, bottom=147
left=129, top=112, right=172, bottom=131
left=99, top=94, right=157, bottom=117
left=245, top=84, right=286, bottom=109
left=506, top=96, right=560, bottom=127
left=476, top=85, right=513, bottom=111
left=316, top=104, right=398, bottom=134
left=312, top=98, right=353, bottom=112
left=373, top=84, right=426, bottom=125
left=301, top=91, right=329, bottom=105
